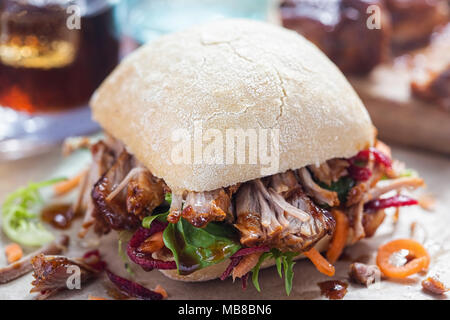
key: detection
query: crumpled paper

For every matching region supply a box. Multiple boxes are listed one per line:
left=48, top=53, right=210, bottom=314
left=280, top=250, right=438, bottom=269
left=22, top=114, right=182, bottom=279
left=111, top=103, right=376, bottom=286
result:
left=0, top=146, right=449, bottom=300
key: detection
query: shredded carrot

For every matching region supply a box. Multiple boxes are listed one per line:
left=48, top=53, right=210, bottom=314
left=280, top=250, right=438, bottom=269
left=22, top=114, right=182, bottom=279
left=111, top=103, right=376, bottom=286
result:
left=393, top=207, right=400, bottom=223
left=326, top=210, right=349, bottom=264
left=304, top=247, right=335, bottom=277
left=138, top=231, right=165, bottom=254
left=232, top=252, right=262, bottom=280
left=53, top=170, right=86, bottom=196
left=5, top=243, right=23, bottom=264
left=153, top=284, right=168, bottom=299
left=88, top=295, right=108, bottom=300
left=393, top=191, right=401, bottom=223
left=376, top=239, right=430, bottom=279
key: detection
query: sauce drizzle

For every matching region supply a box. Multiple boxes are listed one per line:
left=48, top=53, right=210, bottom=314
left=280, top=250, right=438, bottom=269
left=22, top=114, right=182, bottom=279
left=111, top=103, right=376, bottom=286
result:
left=41, top=203, right=75, bottom=229
left=318, top=280, right=348, bottom=300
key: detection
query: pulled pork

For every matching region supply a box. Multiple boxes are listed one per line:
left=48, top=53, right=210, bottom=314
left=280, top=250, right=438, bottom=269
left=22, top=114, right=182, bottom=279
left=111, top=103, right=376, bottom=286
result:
left=78, top=137, right=166, bottom=236
left=297, top=167, right=340, bottom=207
left=234, top=171, right=335, bottom=252
left=30, top=251, right=104, bottom=299
left=308, top=159, right=349, bottom=186
left=410, top=24, right=450, bottom=110
left=77, top=141, right=116, bottom=237
left=349, top=262, right=381, bottom=286
left=168, top=187, right=235, bottom=228
left=78, top=135, right=422, bottom=258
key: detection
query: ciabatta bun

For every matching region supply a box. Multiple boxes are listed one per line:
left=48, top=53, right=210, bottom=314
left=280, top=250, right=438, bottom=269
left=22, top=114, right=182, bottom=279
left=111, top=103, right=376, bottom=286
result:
left=91, top=19, right=373, bottom=193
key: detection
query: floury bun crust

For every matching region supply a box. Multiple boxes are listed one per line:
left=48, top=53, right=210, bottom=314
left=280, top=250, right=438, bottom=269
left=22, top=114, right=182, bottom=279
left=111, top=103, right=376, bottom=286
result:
left=91, top=19, right=374, bottom=193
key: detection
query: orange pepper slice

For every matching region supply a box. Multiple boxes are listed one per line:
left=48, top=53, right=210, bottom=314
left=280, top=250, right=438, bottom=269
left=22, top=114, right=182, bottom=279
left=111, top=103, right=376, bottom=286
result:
left=376, top=239, right=430, bottom=279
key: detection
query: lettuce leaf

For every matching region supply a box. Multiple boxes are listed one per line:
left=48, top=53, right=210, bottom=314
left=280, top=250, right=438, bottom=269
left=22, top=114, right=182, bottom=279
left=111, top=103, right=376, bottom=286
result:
left=1, top=178, right=64, bottom=246
left=141, top=212, right=168, bottom=229
left=163, top=218, right=241, bottom=275
left=251, top=252, right=270, bottom=292
left=141, top=192, right=172, bottom=229
left=252, top=248, right=299, bottom=295
left=142, top=192, right=241, bottom=275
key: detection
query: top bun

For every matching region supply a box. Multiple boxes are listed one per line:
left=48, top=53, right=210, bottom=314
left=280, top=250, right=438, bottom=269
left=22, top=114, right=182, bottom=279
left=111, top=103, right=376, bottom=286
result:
left=91, top=19, right=374, bottom=193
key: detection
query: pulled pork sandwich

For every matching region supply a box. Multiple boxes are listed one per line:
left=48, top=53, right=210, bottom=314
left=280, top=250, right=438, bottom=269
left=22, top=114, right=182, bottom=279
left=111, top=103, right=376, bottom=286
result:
left=77, top=19, right=423, bottom=293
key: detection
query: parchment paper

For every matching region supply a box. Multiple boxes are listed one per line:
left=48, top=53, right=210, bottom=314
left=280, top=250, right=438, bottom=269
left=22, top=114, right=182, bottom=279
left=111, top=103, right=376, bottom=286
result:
left=0, top=144, right=449, bottom=300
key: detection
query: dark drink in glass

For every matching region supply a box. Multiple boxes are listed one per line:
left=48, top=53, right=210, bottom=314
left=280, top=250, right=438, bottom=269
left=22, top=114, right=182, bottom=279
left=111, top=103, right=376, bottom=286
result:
left=0, top=0, right=120, bottom=160
left=0, top=0, right=119, bottom=113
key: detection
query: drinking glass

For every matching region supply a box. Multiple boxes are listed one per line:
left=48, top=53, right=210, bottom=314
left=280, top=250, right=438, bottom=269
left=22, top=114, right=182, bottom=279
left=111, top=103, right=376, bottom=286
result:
left=0, top=0, right=120, bottom=160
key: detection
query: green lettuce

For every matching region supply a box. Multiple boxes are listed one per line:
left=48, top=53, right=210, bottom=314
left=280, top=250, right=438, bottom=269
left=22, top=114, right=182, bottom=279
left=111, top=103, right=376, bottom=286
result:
left=163, top=218, right=241, bottom=275
left=141, top=192, right=172, bottom=228
left=1, top=178, right=65, bottom=246
left=252, top=248, right=299, bottom=296
left=142, top=192, right=241, bottom=275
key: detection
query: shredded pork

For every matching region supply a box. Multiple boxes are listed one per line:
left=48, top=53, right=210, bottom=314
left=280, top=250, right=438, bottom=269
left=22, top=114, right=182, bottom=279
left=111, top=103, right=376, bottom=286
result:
left=297, top=167, right=340, bottom=207
left=77, top=141, right=115, bottom=237
left=30, top=251, right=103, bottom=299
left=91, top=149, right=166, bottom=233
left=0, top=235, right=69, bottom=284
left=308, top=159, right=350, bottom=186
left=234, top=171, right=335, bottom=252
left=365, top=177, right=425, bottom=202
left=349, top=262, right=381, bottom=287
left=75, top=135, right=423, bottom=261
left=168, top=188, right=233, bottom=227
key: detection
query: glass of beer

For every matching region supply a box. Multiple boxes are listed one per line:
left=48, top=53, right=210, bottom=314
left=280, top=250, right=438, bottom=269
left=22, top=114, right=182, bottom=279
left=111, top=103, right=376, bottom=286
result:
left=0, top=0, right=120, bottom=160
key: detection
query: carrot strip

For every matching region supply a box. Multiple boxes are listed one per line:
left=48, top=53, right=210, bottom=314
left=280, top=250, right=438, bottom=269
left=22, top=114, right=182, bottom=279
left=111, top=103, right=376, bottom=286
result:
left=53, top=170, right=87, bottom=196
left=5, top=243, right=23, bottom=264
left=304, top=247, right=335, bottom=277
left=232, top=252, right=262, bottom=280
left=137, top=231, right=165, bottom=254
left=326, top=210, right=349, bottom=264
left=393, top=191, right=401, bottom=224
left=153, top=284, right=168, bottom=299
left=376, top=239, right=430, bottom=279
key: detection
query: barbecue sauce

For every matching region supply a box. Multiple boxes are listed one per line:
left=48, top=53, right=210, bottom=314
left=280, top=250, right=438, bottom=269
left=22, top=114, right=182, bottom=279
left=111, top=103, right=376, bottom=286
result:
left=318, top=280, right=348, bottom=300
left=173, top=229, right=200, bottom=275
left=41, top=203, right=75, bottom=229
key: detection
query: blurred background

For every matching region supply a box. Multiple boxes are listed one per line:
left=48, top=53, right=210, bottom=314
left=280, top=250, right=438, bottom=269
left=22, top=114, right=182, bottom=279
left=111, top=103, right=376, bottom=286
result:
left=0, top=0, right=449, bottom=161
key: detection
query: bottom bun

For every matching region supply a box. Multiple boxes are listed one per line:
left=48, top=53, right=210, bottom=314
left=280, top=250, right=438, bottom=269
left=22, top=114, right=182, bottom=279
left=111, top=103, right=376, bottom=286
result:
left=159, top=235, right=332, bottom=282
